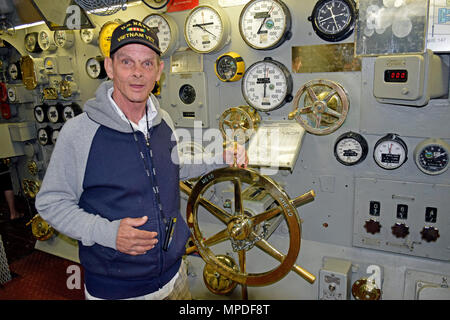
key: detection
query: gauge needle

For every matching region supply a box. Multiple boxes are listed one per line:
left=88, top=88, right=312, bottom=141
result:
left=193, top=23, right=217, bottom=38
left=257, top=4, right=275, bottom=34
left=326, top=4, right=339, bottom=30
left=388, top=144, right=393, bottom=154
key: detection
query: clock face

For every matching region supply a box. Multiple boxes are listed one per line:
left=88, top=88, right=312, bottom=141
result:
left=309, top=0, right=356, bottom=42
left=241, top=58, right=293, bottom=112
left=239, top=0, right=292, bottom=50
left=184, top=5, right=230, bottom=53
left=143, top=13, right=178, bottom=57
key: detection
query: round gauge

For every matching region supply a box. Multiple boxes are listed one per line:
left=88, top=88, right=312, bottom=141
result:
left=143, top=13, right=179, bottom=57
left=184, top=5, right=231, bottom=54
left=179, top=84, right=196, bottom=105
left=37, top=126, right=52, bottom=146
left=308, top=0, right=357, bottom=42
left=51, top=128, right=60, bottom=145
left=47, top=103, right=64, bottom=124
left=373, top=134, right=408, bottom=170
left=24, top=32, right=42, bottom=53
left=334, top=131, right=368, bottom=166
left=34, top=104, right=49, bottom=123
left=99, top=21, right=121, bottom=57
left=142, top=0, right=170, bottom=9
left=62, top=103, right=82, bottom=122
left=239, top=0, right=292, bottom=50
left=215, top=52, right=245, bottom=82
left=241, top=57, right=293, bottom=112
left=414, top=138, right=450, bottom=175
left=54, top=30, right=75, bottom=49
left=38, top=30, right=57, bottom=52
left=80, top=28, right=98, bottom=45
left=7, top=87, right=16, bottom=103
left=7, top=62, right=21, bottom=81
left=85, top=57, right=107, bottom=79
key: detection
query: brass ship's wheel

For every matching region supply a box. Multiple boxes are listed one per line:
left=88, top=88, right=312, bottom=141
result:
left=288, top=79, right=349, bottom=135
left=218, top=106, right=260, bottom=145
left=182, top=167, right=316, bottom=298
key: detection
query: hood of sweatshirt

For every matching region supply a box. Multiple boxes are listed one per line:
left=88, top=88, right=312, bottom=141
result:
left=83, top=80, right=162, bottom=133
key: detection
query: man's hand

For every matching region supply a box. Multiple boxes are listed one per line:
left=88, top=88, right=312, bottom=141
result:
left=116, top=216, right=158, bottom=255
left=223, top=143, right=248, bottom=168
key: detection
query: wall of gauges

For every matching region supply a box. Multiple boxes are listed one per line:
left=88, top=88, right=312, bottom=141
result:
left=1, top=0, right=449, bottom=300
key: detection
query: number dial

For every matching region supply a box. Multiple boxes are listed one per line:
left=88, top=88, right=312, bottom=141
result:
left=309, top=0, right=357, bottom=42
left=184, top=5, right=231, bottom=54
left=334, top=131, right=368, bottom=166
left=414, top=138, right=450, bottom=175
left=239, top=0, right=292, bottom=50
left=373, top=134, right=408, bottom=170
left=241, top=57, right=292, bottom=112
left=143, top=13, right=178, bottom=57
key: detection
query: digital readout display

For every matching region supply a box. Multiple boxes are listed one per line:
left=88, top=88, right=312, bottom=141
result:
left=384, top=69, right=408, bottom=83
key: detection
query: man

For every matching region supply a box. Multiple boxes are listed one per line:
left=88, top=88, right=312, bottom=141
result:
left=35, top=19, right=246, bottom=300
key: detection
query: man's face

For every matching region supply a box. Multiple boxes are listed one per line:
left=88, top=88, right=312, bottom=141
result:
left=105, top=43, right=164, bottom=107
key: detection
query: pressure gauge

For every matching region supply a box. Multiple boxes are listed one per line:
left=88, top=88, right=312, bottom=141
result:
left=85, top=57, right=107, bottom=79
left=47, top=103, right=64, bottom=124
left=37, top=126, right=52, bottom=146
left=373, top=134, right=408, bottom=170
left=54, top=30, right=75, bottom=49
left=143, top=13, right=179, bottom=58
left=51, top=127, right=60, bottom=145
left=215, top=52, right=245, bottom=82
left=34, top=104, right=49, bottom=123
left=241, top=57, right=293, bottom=112
left=334, top=131, right=368, bottom=166
left=414, top=138, right=450, bottom=175
left=308, top=0, right=357, bottom=42
left=80, top=28, right=98, bottom=45
left=63, top=103, right=82, bottom=122
left=38, top=30, right=57, bottom=52
left=99, top=21, right=121, bottom=57
left=239, top=0, right=292, bottom=50
left=7, top=87, right=16, bottom=103
left=184, top=5, right=231, bottom=54
left=7, top=62, right=21, bottom=81
left=24, top=32, right=42, bottom=53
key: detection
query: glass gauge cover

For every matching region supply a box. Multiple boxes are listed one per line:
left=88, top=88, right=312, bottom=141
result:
left=334, top=131, right=368, bottom=166
left=38, top=126, right=52, bottom=146
left=215, top=52, right=245, bottom=82
left=80, top=28, right=98, bottom=45
left=241, top=57, right=293, bottom=112
left=143, top=13, right=178, bottom=57
left=34, top=104, right=49, bottom=123
left=8, top=62, right=21, bottom=80
left=309, top=0, right=357, bottom=42
left=373, top=133, right=408, bottom=170
left=38, top=30, right=56, bottom=51
left=86, top=57, right=107, bottom=79
left=239, top=0, right=292, bottom=50
left=414, top=138, right=450, bottom=175
left=54, top=30, right=75, bottom=48
left=184, top=5, right=231, bottom=54
left=24, top=32, right=42, bottom=53
left=63, top=103, right=82, bottom=122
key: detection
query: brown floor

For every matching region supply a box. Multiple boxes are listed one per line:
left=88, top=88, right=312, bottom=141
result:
left=0, top=194, right=85, bottom=300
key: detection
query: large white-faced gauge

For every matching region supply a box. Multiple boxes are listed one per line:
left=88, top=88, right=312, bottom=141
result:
left=80, top=28, right=99, bottom=45
left=38, top=30, right=57, bottom=52
left=184, top=5, right=231, bottom=54
left=239, top=0, right=292, bottom=50
left=334, top=131, right=368, bottom=166
left=54, top=30, right=75, bottom=49
left=215, top=52, right=245, bottom=82
left=241, top=57, right=293, bottom=112
left=143, top=13, right=179, bottom=58
left=308, top=0, right=357, bottom=42
left=373, top=134, right=408, bottom=170
left=24, top=32, right=42, bottom=53
left=85, top=57, right=107, bottom=79
left=414, top=138, right=450, bottom=175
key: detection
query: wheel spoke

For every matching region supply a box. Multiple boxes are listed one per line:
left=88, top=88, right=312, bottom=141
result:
left=200, top=200, right=233, bottom=224
left=322, top=90, right=337, bottom=103
left=250, top=207, right=281, bottom=225
left=324, top=108, right=341, bottom=118
left=238, top=249, right=248, bottom=299
left=232, top=178, right=244, bottom=216
left=306, top=86, right=319, bottom=102
left=299, top=105, right=313, bottom=114
left=203, top=227, right=230, bottom=247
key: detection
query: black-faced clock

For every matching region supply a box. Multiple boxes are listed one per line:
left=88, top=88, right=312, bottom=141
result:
left=334, top=131, right=368, bottom=166
left=308, top=0, right=357, bottom=42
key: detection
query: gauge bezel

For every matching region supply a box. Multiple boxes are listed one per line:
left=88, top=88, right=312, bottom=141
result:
left=215, top=52, right=245, bottom=82
left=414, top=138, right=450, bottom=175
left=308, top=0, right=357, bottom=42
left=241, top=57, right=293, bottom=112
left=334, top=131, right=368, bottom=166
left=373, top=133, right=408, bottom=170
